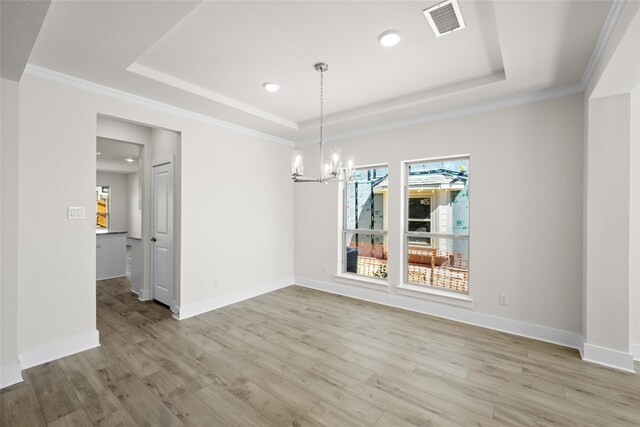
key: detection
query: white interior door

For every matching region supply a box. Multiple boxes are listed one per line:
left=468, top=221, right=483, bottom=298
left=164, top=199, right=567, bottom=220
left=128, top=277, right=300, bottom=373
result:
left=151, top=160, right=173, bottom=307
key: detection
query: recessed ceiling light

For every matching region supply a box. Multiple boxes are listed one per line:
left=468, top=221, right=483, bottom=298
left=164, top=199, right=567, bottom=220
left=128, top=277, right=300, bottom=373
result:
left=263, top=82, right=280, bottom=92
left=378, top=30, right=401, bottom=47
left=125, top=158, right=134, bottom=163
left=97, top=152, right=101, bottom=155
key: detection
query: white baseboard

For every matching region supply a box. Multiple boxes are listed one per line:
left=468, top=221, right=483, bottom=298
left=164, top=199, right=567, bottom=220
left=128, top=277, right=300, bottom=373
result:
left=583, top=343, right=635, bottom=373
left=96, top=274, right=126, bottom=281
left=631, top=343, right=640, bottom=361
left=1, top=363, right=23, bottom=389
left=18, top=330, right=100, bottom=370
left=294, top=277, right=583, bottom=351
left=177, top=277, right=293, bottom=320
left=138, top=289, right=151, bottom=301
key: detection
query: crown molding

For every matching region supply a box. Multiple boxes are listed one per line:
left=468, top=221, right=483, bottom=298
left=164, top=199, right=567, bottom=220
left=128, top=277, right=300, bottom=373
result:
left=298, top=71, right=507, bottom=130
left=127, top=62, right=299, bottom=130
left=23, top=64, right=296, bottom=147
left=296, top=83, right=583, bottom=146
left=579, top=0, right=626, bottom=89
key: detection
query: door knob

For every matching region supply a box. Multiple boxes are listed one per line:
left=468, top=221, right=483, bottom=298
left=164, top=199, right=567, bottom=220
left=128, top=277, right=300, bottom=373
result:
left=151, top=237, right=157, bottom=242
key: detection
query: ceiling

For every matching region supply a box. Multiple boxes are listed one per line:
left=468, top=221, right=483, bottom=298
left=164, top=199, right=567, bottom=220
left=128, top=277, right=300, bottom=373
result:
left=0, top=0, right=50, bottom=80
left=97, top=137, right=140, bottom=174
left=23, top=1, right=613, bottom=143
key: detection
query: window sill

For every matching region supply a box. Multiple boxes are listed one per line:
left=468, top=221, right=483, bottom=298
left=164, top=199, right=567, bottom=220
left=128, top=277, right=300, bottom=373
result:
left=396, top=283, right=473, bottom=308
left=334, top=273, right=390, bottom=292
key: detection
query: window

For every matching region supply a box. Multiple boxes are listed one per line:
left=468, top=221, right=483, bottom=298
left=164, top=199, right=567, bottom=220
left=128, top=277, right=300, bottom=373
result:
left=342, top=166, right=389, bottom=279
left=405, top=158, right=469, bottom=293
left=408, top=195, right=432, bottom=246
left=96, top=186, right=110, bottom=230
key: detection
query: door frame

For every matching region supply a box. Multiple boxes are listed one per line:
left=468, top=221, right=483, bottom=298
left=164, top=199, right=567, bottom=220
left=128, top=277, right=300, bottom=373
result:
left=151, top=155, right=177, bottom=314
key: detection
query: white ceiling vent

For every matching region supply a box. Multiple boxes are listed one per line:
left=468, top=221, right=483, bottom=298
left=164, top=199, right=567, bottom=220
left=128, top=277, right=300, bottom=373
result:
left=423, top=0, right=465, bottom=37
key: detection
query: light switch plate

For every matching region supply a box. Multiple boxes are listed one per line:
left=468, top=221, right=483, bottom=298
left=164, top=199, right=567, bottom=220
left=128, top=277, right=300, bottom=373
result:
left=68, top=206, right=86, bottom=219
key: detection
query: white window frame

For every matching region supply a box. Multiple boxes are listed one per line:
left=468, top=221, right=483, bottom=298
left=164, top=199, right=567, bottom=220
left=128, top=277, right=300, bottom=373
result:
left=400, top=155, right=472, bottom=306
left=336, top=164, right=389, bottom=290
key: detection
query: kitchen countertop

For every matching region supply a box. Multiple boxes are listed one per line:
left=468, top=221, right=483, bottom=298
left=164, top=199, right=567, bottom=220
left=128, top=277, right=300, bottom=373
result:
left=96, top=230, right=128, bottom=235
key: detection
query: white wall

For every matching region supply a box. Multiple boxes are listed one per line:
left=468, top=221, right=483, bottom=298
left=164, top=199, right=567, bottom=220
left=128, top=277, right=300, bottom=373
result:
left=127, top=172, right=141, bottom=238
left=1, top=78, right=20, bottom=376
left=630, top=84, right=640, bottom=352
left=15, top=73, right=294, bottom=358
left=584, top=94, right=631, bottom=353
left=581, top=1, right=639, bottom=368
left=96, top=171, right=129, bottom=232
left=295, top=93, right=584, bottom=335
left=97, top=116, right=151, bottom=145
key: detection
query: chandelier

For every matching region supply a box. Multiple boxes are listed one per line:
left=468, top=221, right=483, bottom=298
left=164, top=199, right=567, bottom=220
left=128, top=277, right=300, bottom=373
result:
left=292, top=63, right=355, bottom=183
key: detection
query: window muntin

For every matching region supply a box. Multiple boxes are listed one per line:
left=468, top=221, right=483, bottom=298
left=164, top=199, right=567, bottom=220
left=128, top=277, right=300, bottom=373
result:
left=343, top=166, right=389, bottom=279
left=405, top=158, right=469, bottom=293
left=408, top=195, right=432, bottom=246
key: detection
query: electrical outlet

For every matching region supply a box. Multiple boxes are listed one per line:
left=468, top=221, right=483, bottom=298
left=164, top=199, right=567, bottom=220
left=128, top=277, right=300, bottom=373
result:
left=499, top=292, right=508, bottom=305
left=214, top=278, right=220, bottom=288
left=322, top=265, right=329, bottom=274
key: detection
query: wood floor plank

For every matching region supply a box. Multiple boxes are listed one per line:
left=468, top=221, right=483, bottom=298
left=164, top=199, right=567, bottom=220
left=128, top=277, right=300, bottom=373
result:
left=306, top=400, right=371, bottom=427
left=196, top=382, right=272, bottom=427
left=93, top=408, right=139, bottom=427
left=1, top=384, right=47, bottom=427
left=103, top=374, right=182, bottom=427
left=142, top=370, right=230, bottom=427
left=4, top=280, right=640, bottom=427
left=253, top=352, right=385, bottom=425
left=46, top=409, right=92, bottom=427
left=374, top=411, right=428, bottom=427
left=57, top=354, right=123, bottom=423
left=206, top=347, right=321, bottom=413
left=28, top=362, right=83, bottom=423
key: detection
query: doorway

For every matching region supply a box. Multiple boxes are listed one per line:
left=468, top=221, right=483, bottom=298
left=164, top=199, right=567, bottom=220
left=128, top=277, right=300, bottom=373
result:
left=96, top=115, right=181, bottom=313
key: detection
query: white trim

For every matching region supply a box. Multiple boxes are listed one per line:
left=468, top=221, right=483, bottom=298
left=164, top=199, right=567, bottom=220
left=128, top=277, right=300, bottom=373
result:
left=579, top=0, right=626, bottom=89
left=138, top=289, right=151, bottom=301
left=631, top=343, right=640, bottom=361
left=127, top=62, right=298, bottom=130
left=23, top=64, right=295, bottom=147
left=582, top=343, right=635, bottom=373
left=297, top=84, right=583, bottom=146
left=18, top=330, right=100, bottom=370
left=96, top=274, right=126, bottom=281
left=176, top=277, right=293, bottom=320
left=334, top=273, right=390, bottom=291
left=396, top=283, right=473, bottom=309
left=295, top=276, right=583, bottom=350
left=0, top=363, right=23, bottom=389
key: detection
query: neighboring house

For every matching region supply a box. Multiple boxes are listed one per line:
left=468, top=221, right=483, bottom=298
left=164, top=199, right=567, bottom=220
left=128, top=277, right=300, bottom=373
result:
left=346, top=165, right=470, bottom=291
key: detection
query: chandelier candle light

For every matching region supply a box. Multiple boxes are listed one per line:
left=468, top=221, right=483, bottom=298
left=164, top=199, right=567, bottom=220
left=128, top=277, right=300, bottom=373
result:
left=292, top=63, right=356, bottom=183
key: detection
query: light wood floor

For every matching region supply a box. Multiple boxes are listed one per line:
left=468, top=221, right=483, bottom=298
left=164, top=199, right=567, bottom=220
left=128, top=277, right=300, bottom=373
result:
left=2, top=278, right=639, bottom=426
